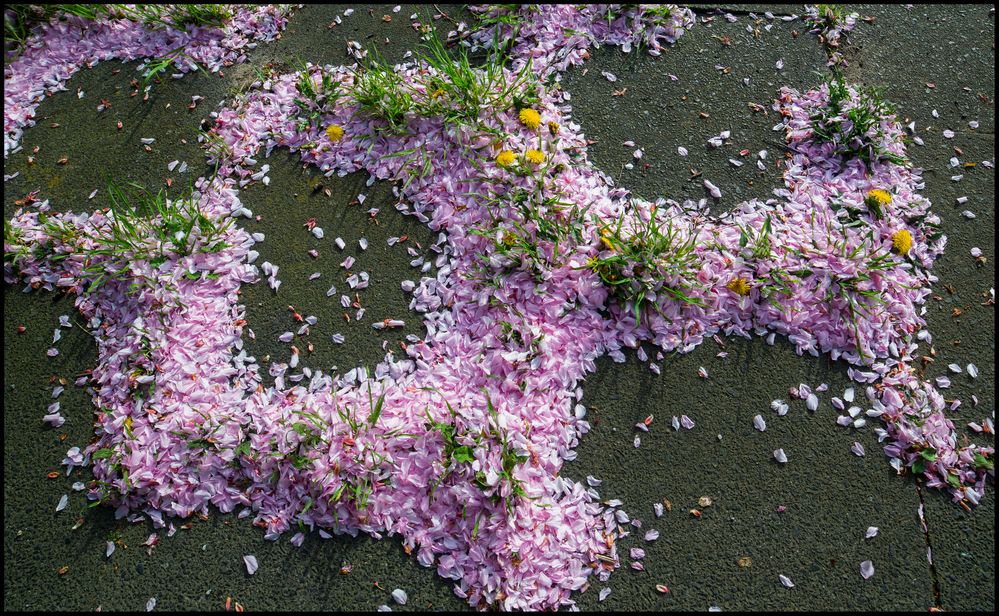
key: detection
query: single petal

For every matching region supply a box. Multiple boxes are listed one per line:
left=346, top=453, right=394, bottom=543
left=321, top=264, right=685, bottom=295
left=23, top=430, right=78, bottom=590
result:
left=860, top=560, right=874, bottom=580
left=753, top=415, right=767, bottom=432
left=391, top=589, right=408, bottom=605
left=244, top=554, right=258, bottom=575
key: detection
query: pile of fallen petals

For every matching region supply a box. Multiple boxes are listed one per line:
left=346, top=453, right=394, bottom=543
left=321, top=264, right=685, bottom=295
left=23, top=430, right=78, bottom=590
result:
left=3, top=4, right=993, bottom=611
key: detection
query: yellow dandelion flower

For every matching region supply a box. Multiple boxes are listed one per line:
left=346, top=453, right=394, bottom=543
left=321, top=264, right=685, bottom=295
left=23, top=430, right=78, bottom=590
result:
left=431, top=88, right=445, bottom=99
left=502, top=231, right=516, bottom=248
left=548, top=121, right=560, bottom=136
left=496, top=150, right=516, bottom=167
left=519, top=108, right=541, bottom=130
left=525, top=149, right=546, bottom=165
left=892, top=229, right=913, bottom=255
left=727, top=276, right=751, bottom=296
left=866, top=189, right=892, bottom=206
left=325, top=124, right=344, bottom=142
left=865, top=189, right=891, bottom=218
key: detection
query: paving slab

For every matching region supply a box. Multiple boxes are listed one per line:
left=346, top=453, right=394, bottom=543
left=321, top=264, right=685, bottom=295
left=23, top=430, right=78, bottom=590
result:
left=3, top=4, right=993, bottom=612
left=845, top=5, right=995, bottom=612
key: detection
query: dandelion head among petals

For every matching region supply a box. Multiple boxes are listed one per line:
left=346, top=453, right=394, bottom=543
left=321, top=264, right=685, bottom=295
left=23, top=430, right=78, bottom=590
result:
left=325, top=124, right=344, bottom=142
left=867, top=189, right=892, bottom=206
left=525, top=149, right=545, bottom=165
left=599, top=228, right=614, bottom=251
left=548, top=121, right=560, bottom=136
left=496, top=150, right=516, bottom=167
left=519, top=108, right=541, bottom=130
left=892, top=229, right=913, bottom=255
left=727, top=276, right=751, bottom=296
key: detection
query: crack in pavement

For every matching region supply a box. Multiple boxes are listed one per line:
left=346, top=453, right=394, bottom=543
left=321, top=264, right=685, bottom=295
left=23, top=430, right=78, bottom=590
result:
left=915, top=480, right=945, bottom=610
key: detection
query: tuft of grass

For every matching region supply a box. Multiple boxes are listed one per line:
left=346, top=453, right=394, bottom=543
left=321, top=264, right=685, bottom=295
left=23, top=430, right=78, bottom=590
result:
left=470, top=180, right=589, bottom=282
left=412, top=24, right=539, bottom=135
left=810, top=73, right=907, bottom=166
left=805, top=4, right=850, bottom=31
left=349, top=46, right=416, bottom=135
left=82, top=178, right=233, bottom=294
left=736, top=214, right=774, bottom=260
left=292, top=58, right=341, bottom=132
left=345, top=22, right=540, bottom=138
left=585, top=203, right=704, bottom=326
left=818, top=226, right=901, bottom=362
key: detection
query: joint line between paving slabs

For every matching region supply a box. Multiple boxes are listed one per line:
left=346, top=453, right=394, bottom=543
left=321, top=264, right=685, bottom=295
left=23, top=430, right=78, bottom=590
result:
left=915, top=480, right=944, bottom=610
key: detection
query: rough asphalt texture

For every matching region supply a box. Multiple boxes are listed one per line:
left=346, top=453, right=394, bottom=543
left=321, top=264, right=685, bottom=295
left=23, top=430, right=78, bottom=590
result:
left=4, top=4, right=994, bottom=611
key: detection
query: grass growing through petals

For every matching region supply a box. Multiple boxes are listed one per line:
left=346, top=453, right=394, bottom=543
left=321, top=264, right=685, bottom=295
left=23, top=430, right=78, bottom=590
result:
left=5, top=4, right=232, bottom=82
left=347, top=24, right=540, bottom=138
left=349, top=50, right=417, bottom=135
left=736, top=214, right=774, bottom=260
left=292, top=58, right=341, bottom=132
left=468, top=153, right=590, bottom=282
left=822, top=228, right=903, bottom=361
left=82, top=179, right=233, bottom=294
left=586, top=204, right=704, bottom=326
left=804, top=4, right=851, bottom=32
left=53, top=4, right=234, bottom=30
left=810, top=74, right=907, bottom=166
left=412, top=26, right=540, bottom=135
left=418, top=388, right=531, bottom=515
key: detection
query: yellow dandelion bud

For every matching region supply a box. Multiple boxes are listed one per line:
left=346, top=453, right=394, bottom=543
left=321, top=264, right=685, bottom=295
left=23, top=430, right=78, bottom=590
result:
left=519, top=108, right=541, bottom=130
left=325, top=124, right=344, bottom=142
left=496, top=150, right=516, bottom=167
left=525, top=149, right=546, bottom=165
left=892, top=229, right=913, bottom=255
left=598, top=228, right=614, bottom=251
left=431, top=88, right=445, bottom=99
left=866, top=189, right=892, bottom=206
left=727, top=276, right=751, bottom=296
left=548, top=121, right=560, bottom=136
left=502, top=231, right=516, bottom=248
